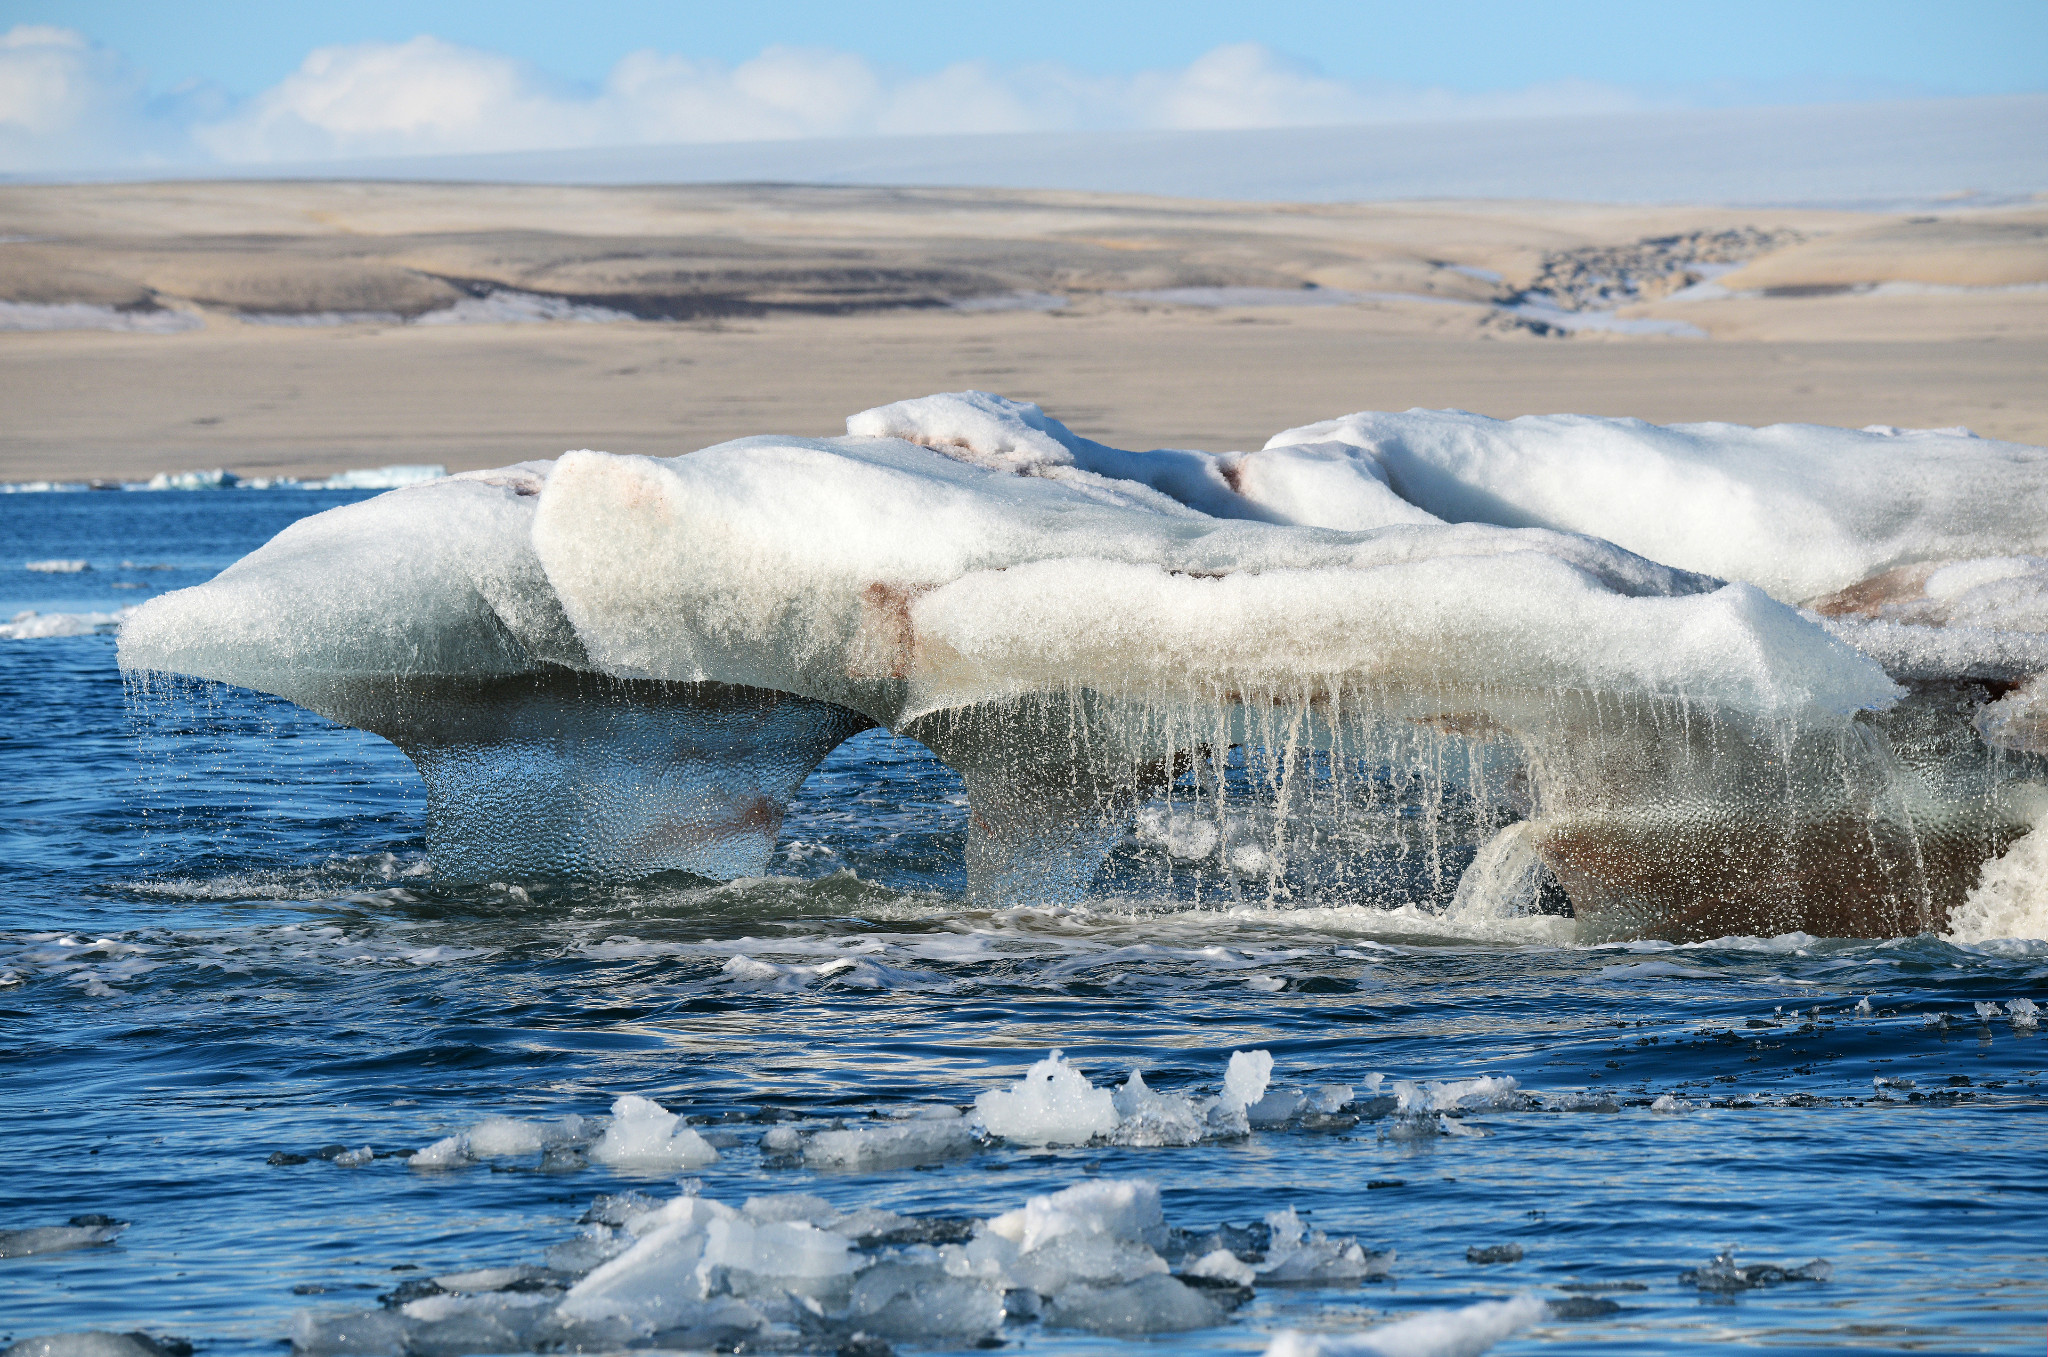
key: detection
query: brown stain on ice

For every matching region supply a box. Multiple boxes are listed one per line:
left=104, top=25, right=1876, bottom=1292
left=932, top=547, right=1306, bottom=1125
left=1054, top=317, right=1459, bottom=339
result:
left=1806, top=563, right=1942, bottom=617
left=854, top=580, right=934, bottom=679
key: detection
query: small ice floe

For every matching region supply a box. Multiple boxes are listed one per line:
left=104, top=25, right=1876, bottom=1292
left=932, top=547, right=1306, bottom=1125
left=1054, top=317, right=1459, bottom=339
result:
left=1974, top=1001, right=2004, bottom=1021
left=586, top=1095, right=718, bottom=1170
left=146, top=469, right=237, bottom=491
left=1383, top=1075, right=1525, bottom=1138
left=1, top=1335, right=192, bottom=1357
left=1678, top=1247, right=1833, bottom=1291
left=974, top=1048, right=1297, bottom=1147
left=295, top=1174, right=1303, bottom=1352
left=1467, top=1244, right=1524, bottom=1264
left=1650, top=1094, right=1695, bottom=1114
left=1855, top=996, right=1873, bottom=1015
left=23, top=559, right=88, bottom=573
left=2010, top=997, right=2040, bottom=1028
left=1261, top=1293, right=1547, bottom=1356
left=800, top=1113, right=978, bottom=1170
left=1257, top=1207, right=1393, bottom=1284
left=0, top=1215, right=128, bottom=1258
left=410, top=1113, right=598, bottom=1169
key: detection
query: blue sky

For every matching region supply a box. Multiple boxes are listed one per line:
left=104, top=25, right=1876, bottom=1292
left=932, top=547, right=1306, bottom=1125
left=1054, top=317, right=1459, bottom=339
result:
left=22, top=0, right=2047, bottom=98
left=3, top=0, right=2044, bottom=171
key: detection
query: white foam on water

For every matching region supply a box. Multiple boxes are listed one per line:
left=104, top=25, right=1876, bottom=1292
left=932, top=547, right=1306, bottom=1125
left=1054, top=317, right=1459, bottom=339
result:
left=2, top=608, right=133, bottom=639
left=24, top=559, right=89, bottom=573
left=316, top=465, right=448, bottom=490
left=1947, top=816, right=2048, bottom=945
left=1262, top=1292, right=1547, bottom=1356
left=0, top=301, right=201, bottom=333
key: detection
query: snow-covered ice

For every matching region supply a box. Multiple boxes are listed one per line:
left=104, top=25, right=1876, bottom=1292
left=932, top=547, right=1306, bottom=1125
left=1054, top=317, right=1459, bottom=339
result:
left=116, top=390, right=2048, bottom=940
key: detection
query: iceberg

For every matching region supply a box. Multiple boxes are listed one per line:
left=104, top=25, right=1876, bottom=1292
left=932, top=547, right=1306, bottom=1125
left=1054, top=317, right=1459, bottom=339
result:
left=118, top=393, right=2048, bottom=939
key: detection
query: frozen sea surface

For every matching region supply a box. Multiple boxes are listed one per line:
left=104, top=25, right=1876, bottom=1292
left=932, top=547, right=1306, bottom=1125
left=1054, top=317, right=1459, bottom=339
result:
left=3, top=491, right=2046, bottom=1354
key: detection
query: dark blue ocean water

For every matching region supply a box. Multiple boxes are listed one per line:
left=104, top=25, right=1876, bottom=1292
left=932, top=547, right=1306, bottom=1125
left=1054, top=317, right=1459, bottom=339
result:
left=2, top=490, right=2046, bottom=1355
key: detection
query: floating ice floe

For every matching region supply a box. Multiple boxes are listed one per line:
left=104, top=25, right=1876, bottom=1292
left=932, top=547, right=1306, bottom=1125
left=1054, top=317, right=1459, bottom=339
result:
left=290, top=1174, right=1354, bottom=1352
left=1677, top=1247, right=1833, bottom=1292
left=118, top=392, right=2048, bottom=940
left=24, top=559, right=89, bottom=573
left=0, top=1216, right=128, bottom=1258
left=975, top=1049, right=1298, bottom=1147
left=1262, top=1292, right=1547, bottom=1357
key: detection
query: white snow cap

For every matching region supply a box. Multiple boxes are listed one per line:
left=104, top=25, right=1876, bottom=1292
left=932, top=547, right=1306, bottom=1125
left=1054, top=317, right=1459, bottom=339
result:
left=1266, top=409, right=2048, bottom=605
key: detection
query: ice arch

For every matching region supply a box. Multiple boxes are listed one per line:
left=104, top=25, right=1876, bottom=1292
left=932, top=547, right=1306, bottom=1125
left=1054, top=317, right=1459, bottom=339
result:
left=118, top=393, right=2048, bottom=938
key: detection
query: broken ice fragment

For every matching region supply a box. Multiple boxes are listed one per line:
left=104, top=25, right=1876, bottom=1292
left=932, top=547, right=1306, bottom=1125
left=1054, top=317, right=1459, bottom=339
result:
left=1260, top=1292, right=1546, bottom=1356
left=2, top=1337, right=192, bottom=1357
left=975, top=1051, right=1119, bottom=1146
left=1678, top=1247, right=1834, bottom=1291
left=0, top=1217, right=129, bottom=1258
left=587, top=1094, right=718, bottom=1170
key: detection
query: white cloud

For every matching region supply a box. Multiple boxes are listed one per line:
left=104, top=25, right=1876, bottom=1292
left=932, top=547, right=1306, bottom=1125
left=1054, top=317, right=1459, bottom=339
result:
left=3, top=25, right=1676, bottom=172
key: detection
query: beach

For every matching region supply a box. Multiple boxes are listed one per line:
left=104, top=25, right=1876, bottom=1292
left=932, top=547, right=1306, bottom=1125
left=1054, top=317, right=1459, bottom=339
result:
left=3, top=181, right=2044, bottom=482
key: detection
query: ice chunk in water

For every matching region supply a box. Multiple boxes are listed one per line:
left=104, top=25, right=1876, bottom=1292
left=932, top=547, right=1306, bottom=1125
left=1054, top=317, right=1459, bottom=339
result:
left=410, top=1113, right=592, bottom=1167
left=1261, top=1293, right=1547, bottom=1357
left=1678, top=1247, right=1834, bottom=1291
left=1109, top=1069, right=1206, bottom=1147
left=287, top=1309, right=411, bottom=1357
left=2, top=1338, right=191, bottom=1357
left=801, top=1118, right=978, bottom=1169
left=975, top=1051, right=1120, bottom=1145
left=1045, top=1273, right=1226, bottom=1334
left=845, top=1261, right=1007, bottom=1341
left=0, top=1217, right=128, bottom=1257
left=1223, top=1050, right=1275, bottom=1110
left=1259, top=1207, right=1393, bottom=1284
left=554, top=1197, right=735, bottom=1325
left=1187, top=1248, right=1258, bottom=1286
left=2009, top=997, right=2041, bottom=1028
left=587, top=1094, right=718, bottom=1170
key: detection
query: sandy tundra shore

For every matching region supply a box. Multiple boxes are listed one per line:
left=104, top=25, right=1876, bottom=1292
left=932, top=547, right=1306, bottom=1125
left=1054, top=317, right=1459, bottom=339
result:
left=1, top=181, right=2044, bottom=481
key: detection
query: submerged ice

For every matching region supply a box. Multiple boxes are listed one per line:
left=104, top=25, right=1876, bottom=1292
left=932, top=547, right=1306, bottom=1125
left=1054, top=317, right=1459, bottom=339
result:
left=116, top=392, right=2048, bottom=941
